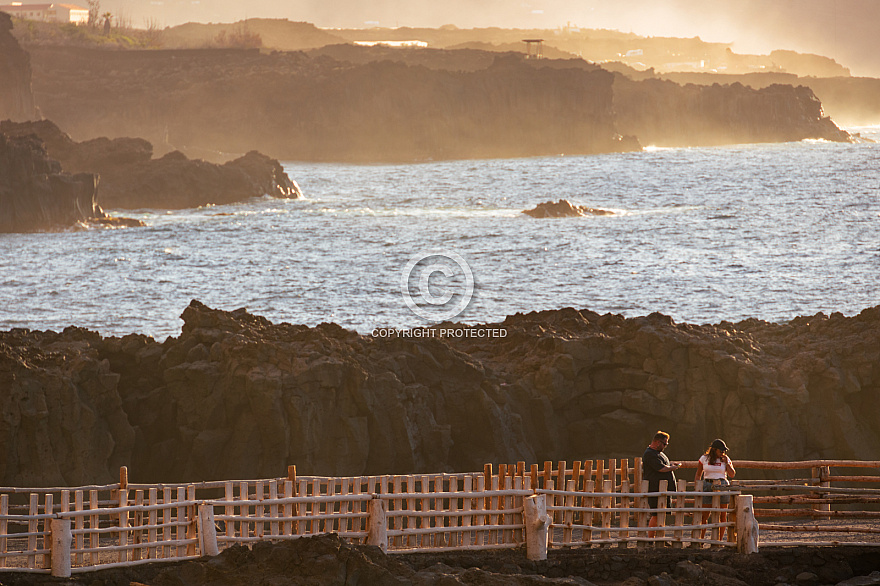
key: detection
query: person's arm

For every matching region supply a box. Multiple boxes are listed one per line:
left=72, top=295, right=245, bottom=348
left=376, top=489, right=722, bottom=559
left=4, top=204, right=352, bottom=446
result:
left=694, top=458, right=704, bottom=483
left=646, top=451, right=680, bottom=473
left=723, top=455, right=736, bottom=478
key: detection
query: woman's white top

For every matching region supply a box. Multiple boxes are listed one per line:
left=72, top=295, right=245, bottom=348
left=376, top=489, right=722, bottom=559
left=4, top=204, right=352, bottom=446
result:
left=699, top=454, right=730, bottom=479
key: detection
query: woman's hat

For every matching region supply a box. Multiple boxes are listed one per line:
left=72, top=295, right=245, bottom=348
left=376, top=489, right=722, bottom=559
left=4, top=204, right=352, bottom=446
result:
left=711, top=438, right=729, bottom=452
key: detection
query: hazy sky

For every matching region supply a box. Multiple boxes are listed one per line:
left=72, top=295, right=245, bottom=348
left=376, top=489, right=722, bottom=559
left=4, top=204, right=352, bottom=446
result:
left=106, top=0, right=879, bottom=76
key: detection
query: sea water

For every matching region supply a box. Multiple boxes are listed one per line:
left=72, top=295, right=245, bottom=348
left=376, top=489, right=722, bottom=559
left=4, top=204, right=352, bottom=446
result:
left=2, top=128, right=878, bottom=340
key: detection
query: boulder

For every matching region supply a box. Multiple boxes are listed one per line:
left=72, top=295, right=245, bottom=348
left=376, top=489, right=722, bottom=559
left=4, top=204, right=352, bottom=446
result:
left=523, top=199, right=615, bottom=218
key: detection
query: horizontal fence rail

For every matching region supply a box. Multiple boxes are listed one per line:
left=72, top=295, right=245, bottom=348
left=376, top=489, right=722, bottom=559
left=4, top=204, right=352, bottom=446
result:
left=0, top=458, right=877, bottom=576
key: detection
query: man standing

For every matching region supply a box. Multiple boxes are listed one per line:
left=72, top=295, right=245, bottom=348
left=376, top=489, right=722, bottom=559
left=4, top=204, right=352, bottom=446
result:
left=642, top=431, right=682, bottom=538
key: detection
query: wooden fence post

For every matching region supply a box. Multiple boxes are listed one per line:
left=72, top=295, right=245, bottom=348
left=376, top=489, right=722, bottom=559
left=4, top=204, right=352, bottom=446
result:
left=49, top=518, right=72, bottom=578
left=523, top=494, right=550, bottom=561
left=367, top=497, right=387, bottom=553
left=819, top=465, right=832, bottom=515
left=735, top=495, right=759, bottom=554
left=198, top=504, right=220, bottom=557
left=186, top=486, right=198, bottom=557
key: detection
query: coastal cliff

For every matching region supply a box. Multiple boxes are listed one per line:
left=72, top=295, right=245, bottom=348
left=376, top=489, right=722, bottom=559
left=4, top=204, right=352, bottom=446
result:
left=0, top=13, right=35, bottom=122
left=24, top=48, right=634, bottom=162
left=21, top=46, right=849, bottom=163
left=0, top=132, right=110, bottom=232
left=613, top=78, right=850, bottom=147
left=2, top=301, right=878, bottom=486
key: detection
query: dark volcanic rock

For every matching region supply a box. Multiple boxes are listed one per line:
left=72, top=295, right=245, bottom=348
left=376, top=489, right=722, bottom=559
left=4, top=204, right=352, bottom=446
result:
left=2, top=301, right=880, bottom=485
left=523, top=199, right=615, bottom=218
left=0, top=535, right=877, bottom=586
left=0, top=133, right=106, bottom=232
left=95, top=148, right=301, bottom=209
left=0, top=13, right=35, bottom=122
left=0, top=119, right=301, bottom=209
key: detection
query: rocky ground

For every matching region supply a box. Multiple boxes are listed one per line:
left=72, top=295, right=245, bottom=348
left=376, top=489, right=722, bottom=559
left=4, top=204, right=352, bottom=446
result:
left=0, top=534, right=878, bottom=586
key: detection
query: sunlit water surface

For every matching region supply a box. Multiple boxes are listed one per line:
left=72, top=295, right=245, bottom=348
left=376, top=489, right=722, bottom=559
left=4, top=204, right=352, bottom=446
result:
left=2, top=128, right=878, bottom=340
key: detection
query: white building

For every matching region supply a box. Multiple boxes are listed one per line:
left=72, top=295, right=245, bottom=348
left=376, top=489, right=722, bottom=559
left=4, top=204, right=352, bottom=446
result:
left=0, top=2, right=89, bottom=25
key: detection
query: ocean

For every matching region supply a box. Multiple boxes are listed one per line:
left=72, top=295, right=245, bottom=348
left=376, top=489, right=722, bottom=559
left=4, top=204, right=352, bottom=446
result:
left=2, top=127, right=878, bottom=340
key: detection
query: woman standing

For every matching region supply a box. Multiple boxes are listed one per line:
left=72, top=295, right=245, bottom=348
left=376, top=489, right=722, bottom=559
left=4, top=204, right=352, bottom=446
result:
left=694, top=438, right=736, bottom=540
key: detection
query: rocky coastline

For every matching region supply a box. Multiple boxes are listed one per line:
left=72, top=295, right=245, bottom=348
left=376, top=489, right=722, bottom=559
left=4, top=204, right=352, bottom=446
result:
left=1, top=301, right=878, bottom=487
left=21, top=46, right=850, bottom=163
left=0, top=119, right=301, bottom=210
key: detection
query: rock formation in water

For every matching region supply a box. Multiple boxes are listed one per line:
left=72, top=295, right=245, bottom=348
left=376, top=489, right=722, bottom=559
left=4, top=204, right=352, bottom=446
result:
left=2, top=301, right=879, bottom=486
left=0, top=13, right=36, bottom=122
left=523, top=199, right=614, bottom=218
left=0, top=132, right=141, bottom=232
left=0, top=119, right=301, bottom=209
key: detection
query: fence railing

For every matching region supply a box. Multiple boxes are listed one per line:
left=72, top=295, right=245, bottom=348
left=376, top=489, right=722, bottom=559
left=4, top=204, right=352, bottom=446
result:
left=1, top=458, right=876, bottom=576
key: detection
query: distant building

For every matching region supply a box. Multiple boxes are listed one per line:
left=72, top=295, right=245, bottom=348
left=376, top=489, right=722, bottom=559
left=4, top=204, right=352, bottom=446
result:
left=0, top=2, right=89, bottom=25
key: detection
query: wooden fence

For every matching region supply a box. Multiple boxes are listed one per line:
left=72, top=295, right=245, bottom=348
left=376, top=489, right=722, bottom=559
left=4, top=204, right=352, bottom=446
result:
left=719, top=459, right=880, bottom=547
left=0, top=458, right=876, bottom=576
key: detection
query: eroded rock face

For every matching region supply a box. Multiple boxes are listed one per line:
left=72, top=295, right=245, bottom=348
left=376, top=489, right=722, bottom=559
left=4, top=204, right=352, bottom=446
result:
left=0, top=120, right=301, bottom=209
left=523, top=199, right=615, bottom=218
left=1, top=302, right=878, bottom=485
left=0, top=13, right=35, bottom=122
left=0, top=133, right=104, bottom=232
left=0, top=327, right=135, bottom=485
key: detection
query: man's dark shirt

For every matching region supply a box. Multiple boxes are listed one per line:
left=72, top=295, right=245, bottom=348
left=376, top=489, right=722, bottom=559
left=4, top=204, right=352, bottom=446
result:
left=642, top=446, right=676, bottom=491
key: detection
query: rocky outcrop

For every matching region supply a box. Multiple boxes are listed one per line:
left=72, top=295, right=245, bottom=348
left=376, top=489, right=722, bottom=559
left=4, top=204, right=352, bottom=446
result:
left=92, top=149, right=301, bottom=209
left=0, top=132, right=138, bottom=232
left=523, top=199, right=614, bottom=218
left=0, top=119, right=301, bottom=209
left=0, top=12, right=35, bottom=122
left=613, top=78, right=851, bottom=146
left=2, top=301, right=879, bottom=486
